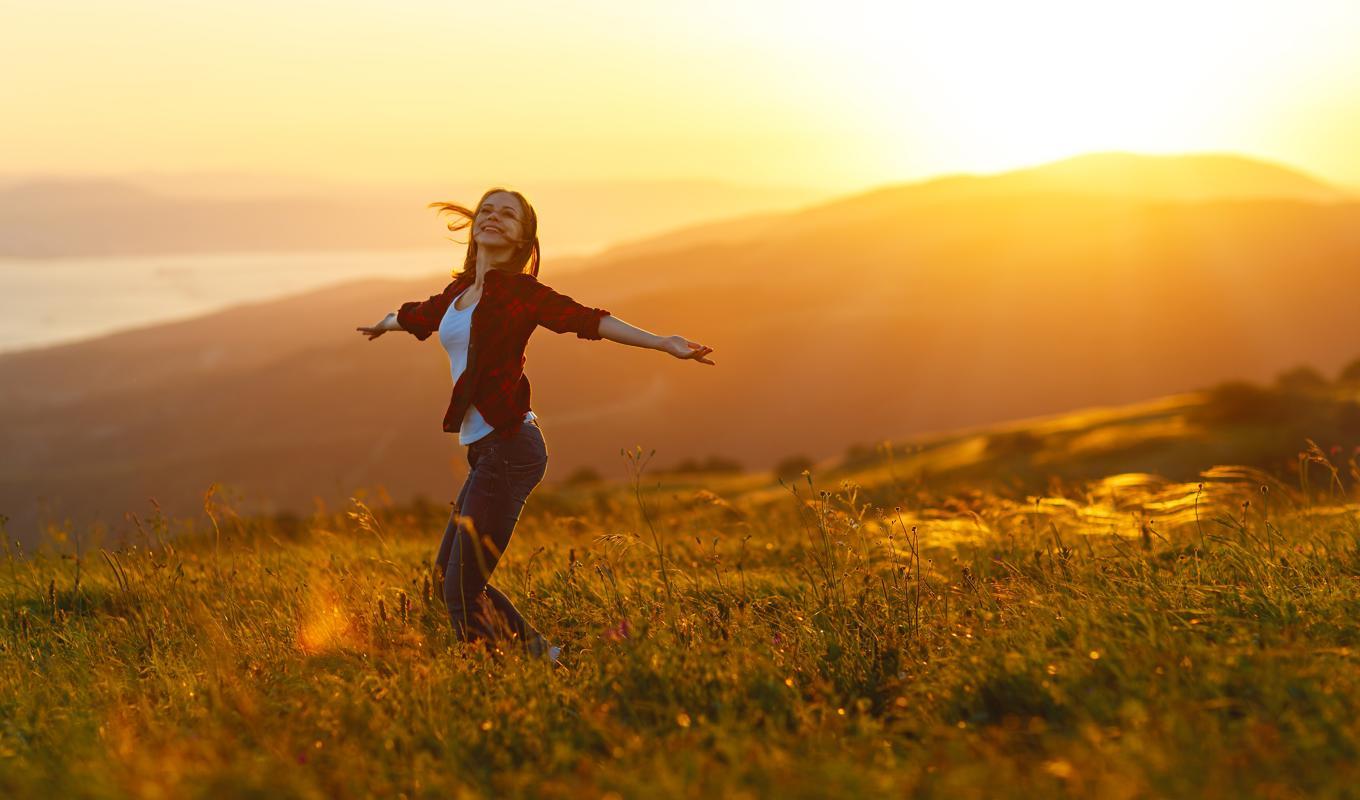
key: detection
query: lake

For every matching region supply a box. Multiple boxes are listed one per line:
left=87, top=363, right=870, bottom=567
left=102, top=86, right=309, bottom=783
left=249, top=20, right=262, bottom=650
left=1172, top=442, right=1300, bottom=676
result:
left=1, top=247, right=474, bottom=353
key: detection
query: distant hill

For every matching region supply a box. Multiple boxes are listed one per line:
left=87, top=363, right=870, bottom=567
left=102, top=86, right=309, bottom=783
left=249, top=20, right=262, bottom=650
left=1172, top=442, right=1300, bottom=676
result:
left=0, top=176, right=834, bottom=259
left=3, top=151, right=1359, bottom=544
left=903, top=151, right=1347, bottom=203
left=588, top=151, right=1349, bottom=264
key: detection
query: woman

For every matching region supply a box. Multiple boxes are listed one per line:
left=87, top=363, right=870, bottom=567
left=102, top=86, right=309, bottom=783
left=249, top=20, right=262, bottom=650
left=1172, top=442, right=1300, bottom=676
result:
left=357, top=187, right=715, bottom=661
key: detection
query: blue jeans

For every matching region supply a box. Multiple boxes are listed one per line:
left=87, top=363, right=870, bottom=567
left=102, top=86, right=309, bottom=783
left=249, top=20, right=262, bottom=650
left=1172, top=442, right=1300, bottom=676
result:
left=435, top=417, right=550, bottom=645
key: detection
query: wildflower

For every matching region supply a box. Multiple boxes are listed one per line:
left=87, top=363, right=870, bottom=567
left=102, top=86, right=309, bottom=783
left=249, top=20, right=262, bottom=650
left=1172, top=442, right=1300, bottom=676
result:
left=603, top=618, right=632, bottom=642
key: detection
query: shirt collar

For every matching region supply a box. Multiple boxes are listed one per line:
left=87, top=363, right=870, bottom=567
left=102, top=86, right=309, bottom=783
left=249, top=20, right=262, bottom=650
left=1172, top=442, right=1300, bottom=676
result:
left=451, top=266, right=524, bottom=295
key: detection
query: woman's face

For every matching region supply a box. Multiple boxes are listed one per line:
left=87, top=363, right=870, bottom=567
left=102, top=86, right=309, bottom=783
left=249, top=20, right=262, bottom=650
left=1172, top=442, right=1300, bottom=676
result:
left=473, top=191, right=526, bottom=251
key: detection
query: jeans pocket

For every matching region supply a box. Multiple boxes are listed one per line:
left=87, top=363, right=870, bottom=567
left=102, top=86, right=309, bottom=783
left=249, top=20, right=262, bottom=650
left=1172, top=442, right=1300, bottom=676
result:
left=467, top=433, right=501, bottom=468
left=506, top=453, right=548, bottom=480
left=502, top=455, right=548, bottom=505
left=500, top=428, right=548, bottom=492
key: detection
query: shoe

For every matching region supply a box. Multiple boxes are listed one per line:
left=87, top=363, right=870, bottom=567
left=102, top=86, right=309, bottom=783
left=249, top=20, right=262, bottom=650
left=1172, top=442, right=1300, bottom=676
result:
left=527, top=635, right=564, bottom=667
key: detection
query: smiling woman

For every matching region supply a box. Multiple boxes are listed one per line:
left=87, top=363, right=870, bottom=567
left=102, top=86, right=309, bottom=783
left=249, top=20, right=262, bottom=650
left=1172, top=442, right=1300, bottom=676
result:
left=425, top=188, right=545, bottom=279
left=354, top=186, right=715, bottom=665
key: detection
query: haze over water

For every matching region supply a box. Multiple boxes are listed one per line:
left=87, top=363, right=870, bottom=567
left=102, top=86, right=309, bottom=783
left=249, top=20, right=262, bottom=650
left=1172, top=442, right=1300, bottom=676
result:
left=0, top=248, right=452, bottom=353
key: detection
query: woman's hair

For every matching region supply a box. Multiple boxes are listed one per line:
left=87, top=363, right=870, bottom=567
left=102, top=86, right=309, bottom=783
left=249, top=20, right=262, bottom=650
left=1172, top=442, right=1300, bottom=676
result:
left=427, top=187, right=541, bottom=279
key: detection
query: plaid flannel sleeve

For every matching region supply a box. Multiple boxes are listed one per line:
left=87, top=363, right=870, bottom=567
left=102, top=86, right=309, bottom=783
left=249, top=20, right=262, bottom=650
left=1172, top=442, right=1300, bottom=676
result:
left=533, top=282, right=611, bottom=340
left=396, top=283, right=453, bottom=341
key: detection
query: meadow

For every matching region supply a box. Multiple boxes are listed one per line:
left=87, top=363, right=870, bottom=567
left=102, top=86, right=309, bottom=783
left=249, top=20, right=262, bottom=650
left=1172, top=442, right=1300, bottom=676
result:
left=3, top=431, right=1359, bottom=799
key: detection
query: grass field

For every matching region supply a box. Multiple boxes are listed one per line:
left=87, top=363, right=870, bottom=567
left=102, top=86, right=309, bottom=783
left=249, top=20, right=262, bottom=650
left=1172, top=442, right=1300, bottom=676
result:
left=4, top=428, right=1360, bottom=798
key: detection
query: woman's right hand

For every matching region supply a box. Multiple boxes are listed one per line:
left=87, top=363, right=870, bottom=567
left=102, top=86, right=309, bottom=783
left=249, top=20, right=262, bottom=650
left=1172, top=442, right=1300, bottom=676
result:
left=356, top=312, right=399, bottom=340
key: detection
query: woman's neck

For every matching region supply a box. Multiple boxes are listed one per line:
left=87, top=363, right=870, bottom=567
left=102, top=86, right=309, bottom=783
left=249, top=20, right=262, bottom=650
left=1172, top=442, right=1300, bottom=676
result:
left=471, top=265, right=512, bottom=293
left=475, top=248, right=515, bottom=284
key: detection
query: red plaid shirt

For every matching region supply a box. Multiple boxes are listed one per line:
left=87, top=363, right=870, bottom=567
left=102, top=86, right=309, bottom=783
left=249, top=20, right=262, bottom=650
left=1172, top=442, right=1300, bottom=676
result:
left=396, top=267, right=612, bottom=441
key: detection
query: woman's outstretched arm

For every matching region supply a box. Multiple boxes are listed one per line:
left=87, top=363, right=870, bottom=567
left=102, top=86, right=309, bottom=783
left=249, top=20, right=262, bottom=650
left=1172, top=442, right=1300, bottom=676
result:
left=598, top=314, right=715, bottom=365
left=356, top=312, right=402, bottom=340
left=529, top=278, right=715, bottom=365
left=357, top=280, right=456, bottom=341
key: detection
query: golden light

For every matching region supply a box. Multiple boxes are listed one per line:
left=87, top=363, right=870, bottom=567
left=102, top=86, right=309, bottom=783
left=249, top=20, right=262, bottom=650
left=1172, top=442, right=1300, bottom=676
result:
left=297, top=584, right=362, bottom=655
left=773, top=0, right=1340, bottom=179
left=3, top=1, right=1359, bottom=194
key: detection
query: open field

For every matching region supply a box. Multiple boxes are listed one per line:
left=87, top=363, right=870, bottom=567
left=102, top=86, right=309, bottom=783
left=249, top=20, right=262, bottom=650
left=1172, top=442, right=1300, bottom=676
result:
left=4, top=435, right=1359, bottom=798
left=12, top=3, right=1360, bottom=796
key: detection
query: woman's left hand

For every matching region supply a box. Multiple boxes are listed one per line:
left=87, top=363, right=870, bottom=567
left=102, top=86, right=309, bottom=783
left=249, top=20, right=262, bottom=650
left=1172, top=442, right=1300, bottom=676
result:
left=659, top=335, right=715, bottom=365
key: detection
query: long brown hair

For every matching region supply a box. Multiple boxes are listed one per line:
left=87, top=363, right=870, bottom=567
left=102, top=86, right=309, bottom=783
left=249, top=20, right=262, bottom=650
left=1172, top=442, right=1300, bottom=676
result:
left=427, top=187, right=541, bottom=279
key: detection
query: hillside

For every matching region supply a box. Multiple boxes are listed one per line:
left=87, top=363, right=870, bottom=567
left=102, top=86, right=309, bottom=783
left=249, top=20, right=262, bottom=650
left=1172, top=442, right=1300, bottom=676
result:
left=586, top=151, right=1350, bottom=264
left=3, top=152, right=1360, bottom=543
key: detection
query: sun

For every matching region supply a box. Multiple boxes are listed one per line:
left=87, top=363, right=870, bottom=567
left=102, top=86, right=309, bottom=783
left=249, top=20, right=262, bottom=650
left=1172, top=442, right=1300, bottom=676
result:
left=809, top=0, right=1277, bottom=175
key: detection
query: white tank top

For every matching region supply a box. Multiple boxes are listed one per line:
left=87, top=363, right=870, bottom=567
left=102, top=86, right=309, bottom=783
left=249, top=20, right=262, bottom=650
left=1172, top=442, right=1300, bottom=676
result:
left=438, top=286, right=536, bottom=446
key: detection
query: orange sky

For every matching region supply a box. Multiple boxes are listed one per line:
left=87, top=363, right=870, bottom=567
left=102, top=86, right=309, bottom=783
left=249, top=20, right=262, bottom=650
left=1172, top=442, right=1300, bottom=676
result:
left=4, top=0, right=1359, bottom=192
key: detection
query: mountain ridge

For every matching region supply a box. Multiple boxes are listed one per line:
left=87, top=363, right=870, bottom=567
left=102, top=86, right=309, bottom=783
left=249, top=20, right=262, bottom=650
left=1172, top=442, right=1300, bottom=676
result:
left=4, top=150, right=1358, bottom=543
left=586, top=151, right=1349, bottom=266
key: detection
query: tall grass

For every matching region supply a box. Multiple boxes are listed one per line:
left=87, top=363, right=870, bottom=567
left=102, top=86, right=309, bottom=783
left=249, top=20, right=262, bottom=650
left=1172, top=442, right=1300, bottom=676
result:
left=2, top=446, right=1359, bottom=798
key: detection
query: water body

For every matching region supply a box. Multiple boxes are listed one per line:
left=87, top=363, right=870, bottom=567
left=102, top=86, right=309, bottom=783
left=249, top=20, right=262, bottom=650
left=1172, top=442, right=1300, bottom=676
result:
left=0, top=247, right=468, bottom=353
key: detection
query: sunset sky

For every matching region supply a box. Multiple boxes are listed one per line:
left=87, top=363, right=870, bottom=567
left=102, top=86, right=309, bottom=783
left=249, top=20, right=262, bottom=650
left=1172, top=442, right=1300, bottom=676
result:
left=4, top=0, right=1360, bottom=192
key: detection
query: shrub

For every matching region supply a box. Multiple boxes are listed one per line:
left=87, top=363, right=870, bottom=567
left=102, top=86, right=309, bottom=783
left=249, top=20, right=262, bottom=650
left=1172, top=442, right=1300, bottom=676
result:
left=1275, top=364, right=1328, bottom=392
left=563, top=466, right=603, bottom=486
left=1336, top=402, right=1360, bottom=438
left=843, top=442, right=880, bottom=468
left=985, top=429, right=1044, bottom=457
left=662, top=455, right=745, bottom=475
left=773, top=454, right=815, bottom=483
left=1192, top=380, right=1290, bottom=424
left=1338, top=356, right=1360, bottom=384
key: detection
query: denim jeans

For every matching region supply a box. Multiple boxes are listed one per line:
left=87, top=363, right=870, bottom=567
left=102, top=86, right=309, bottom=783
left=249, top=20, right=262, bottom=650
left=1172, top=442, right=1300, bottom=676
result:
left=434, top=417, right=550, bottom=645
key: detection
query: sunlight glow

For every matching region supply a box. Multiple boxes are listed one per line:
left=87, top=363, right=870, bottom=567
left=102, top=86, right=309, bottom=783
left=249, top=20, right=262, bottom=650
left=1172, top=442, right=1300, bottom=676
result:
left=2, top=1, right=1358, bottom=188
left=763, top=0, right=1360, bottom=182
